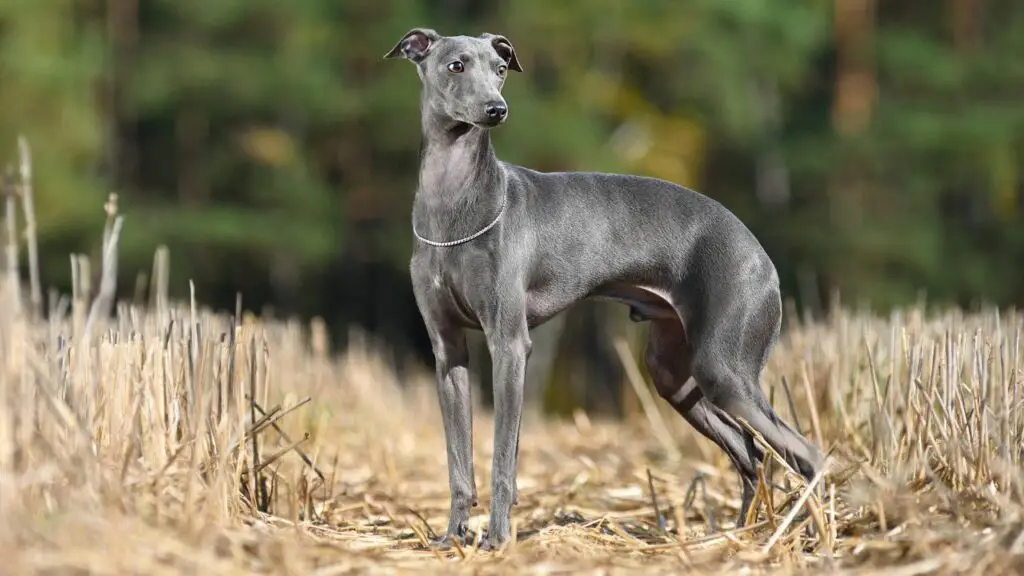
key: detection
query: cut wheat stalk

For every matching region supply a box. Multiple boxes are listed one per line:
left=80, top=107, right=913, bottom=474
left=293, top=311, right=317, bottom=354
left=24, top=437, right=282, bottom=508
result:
left=246, top=433, right=311, bottom=476
left=760, top=463, right=828, bottom=555
left=251, top=400, right=326, bottom=483
left=82, top=200, right=124, bottom=345
left=2, top=165, right=19, bottom=316
left=16, top=137, right=40, bottom=320
left=613, top=337, right=680, bottom=460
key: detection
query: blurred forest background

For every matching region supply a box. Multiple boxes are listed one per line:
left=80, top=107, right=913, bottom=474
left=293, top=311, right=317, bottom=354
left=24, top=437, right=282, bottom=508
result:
left=1, top=0, right=1023, bottom=415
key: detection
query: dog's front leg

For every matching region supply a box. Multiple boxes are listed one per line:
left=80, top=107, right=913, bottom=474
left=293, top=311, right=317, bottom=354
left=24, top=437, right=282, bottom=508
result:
left=482, top=321, right=531, bottom=549
left=429, top=328, right=476, bottom=547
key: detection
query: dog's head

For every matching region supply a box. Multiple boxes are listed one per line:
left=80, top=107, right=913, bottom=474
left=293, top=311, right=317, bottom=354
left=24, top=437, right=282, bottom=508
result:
left=384, top=28, right=523, bottom=128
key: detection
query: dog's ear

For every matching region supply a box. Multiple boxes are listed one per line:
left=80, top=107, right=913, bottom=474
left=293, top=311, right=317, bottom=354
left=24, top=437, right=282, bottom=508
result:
left=481, top=33, right=523, bottom=73
left=383, top=28, right=440, bottom=62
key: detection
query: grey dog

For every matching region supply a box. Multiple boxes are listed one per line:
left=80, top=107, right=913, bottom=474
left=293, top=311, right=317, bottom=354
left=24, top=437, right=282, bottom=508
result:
left=384, top=27, right=825, bottom=550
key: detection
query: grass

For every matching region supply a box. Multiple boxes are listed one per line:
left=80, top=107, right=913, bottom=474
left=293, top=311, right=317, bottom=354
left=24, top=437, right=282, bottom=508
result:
left=2, top=279, right=1024, bottom=575
left=2, top=149, right=1024, bottom=574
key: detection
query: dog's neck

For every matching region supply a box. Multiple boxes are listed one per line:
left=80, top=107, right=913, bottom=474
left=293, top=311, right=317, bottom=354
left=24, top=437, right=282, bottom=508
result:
left=412, top=107, right=505, bottom=244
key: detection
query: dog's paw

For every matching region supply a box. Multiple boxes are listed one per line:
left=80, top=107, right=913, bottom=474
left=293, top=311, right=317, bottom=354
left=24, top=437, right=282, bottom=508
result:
left=428, top=534, right=461, bottom=551
left=478, top=538, right=501, bottom=552
left=479, top=533, right=510, bottom=552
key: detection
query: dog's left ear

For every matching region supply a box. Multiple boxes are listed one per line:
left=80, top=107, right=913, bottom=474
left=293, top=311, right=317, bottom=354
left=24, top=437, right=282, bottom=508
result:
left=481, top=33, right=523, bottom=73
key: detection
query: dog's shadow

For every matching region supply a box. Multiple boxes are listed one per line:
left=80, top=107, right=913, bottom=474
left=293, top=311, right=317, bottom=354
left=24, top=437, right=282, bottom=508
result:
left=411, top=506, right=651, bottom=553
left=411, top=527, right=546, bottom=553
left=409, top=510, right=588, bottom=553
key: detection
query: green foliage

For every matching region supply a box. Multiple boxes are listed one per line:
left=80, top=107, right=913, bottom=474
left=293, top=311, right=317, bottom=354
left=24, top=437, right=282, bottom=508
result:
left=0, top=1, right=109, bottom=270
left=0, top=0, right=1023, bottom=326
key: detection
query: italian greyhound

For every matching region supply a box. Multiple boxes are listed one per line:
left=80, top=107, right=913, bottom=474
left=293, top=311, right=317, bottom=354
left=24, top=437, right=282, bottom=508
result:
left=384, top=27, right=825, bottom=550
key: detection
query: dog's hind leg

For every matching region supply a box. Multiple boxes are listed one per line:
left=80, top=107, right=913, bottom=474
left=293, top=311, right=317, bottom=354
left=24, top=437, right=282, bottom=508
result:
left=644, top=319, right=764, bottom=526
left=688, top=289, right=824, bottom=485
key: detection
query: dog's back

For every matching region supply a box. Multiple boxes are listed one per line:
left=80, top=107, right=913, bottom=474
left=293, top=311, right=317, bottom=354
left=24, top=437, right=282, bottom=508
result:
left=502, top=162, right=777, bottom=325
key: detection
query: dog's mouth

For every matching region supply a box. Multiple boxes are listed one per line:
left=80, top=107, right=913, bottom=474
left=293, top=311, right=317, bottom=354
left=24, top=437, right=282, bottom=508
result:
left=475, top=116, right=507, bottom=128
left=447, top=122, right=475, bottom=137
left=447, top=118, right=505, bottom=134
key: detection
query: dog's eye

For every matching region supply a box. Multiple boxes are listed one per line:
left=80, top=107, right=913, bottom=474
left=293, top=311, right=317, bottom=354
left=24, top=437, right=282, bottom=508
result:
left=497, top=64, right=507, bottom=77
left=447, top=61, right=464, bottom=73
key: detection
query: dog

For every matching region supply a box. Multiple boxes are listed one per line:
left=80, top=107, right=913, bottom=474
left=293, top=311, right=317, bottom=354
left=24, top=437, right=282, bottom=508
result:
left=384, top=27, right=825, bottom=550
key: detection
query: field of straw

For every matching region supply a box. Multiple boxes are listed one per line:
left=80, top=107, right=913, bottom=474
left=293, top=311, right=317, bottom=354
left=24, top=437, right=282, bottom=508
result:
left=3, top=149, right=1024, bottom=575
left=3, top=285, right=1024, bottom=575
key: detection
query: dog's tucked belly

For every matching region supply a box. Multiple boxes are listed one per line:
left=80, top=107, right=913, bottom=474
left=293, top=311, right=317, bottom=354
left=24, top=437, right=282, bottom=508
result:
left=525, top=282, right=678, bottom=329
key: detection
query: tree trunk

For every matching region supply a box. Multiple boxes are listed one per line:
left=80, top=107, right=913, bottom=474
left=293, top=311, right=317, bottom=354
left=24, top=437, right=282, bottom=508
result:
left=827, top=0, right=877, bottom=301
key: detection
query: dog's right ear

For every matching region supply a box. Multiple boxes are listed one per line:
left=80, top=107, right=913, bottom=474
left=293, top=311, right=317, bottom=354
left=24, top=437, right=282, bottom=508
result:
left=383, top=28, right=440, bottom=62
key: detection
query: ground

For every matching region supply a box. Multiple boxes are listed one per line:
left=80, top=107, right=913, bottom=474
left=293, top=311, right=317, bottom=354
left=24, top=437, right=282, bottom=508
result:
left=2, top=300, right=1023, bottom=575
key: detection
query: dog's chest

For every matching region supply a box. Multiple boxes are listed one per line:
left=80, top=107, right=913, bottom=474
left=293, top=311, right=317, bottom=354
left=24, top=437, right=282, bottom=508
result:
left=412, top=249, right=491, bottom=328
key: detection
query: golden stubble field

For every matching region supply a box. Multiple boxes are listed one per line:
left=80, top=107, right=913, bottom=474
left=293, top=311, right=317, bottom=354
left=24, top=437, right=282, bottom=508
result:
left=0, top=166, right=1020, bottom=572
left=2, top=274, right=1024, bottom=575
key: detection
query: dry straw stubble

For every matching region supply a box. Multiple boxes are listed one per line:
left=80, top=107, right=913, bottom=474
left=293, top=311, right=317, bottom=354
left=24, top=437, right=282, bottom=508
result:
left=1, top=145, right=1024, bottom=573
left=3, top=282, right=1024, bottom=573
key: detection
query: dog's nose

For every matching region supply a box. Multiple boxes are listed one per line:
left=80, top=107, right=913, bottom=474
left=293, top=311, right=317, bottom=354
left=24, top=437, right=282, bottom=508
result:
left=484, top=102, right=507, bottom=121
